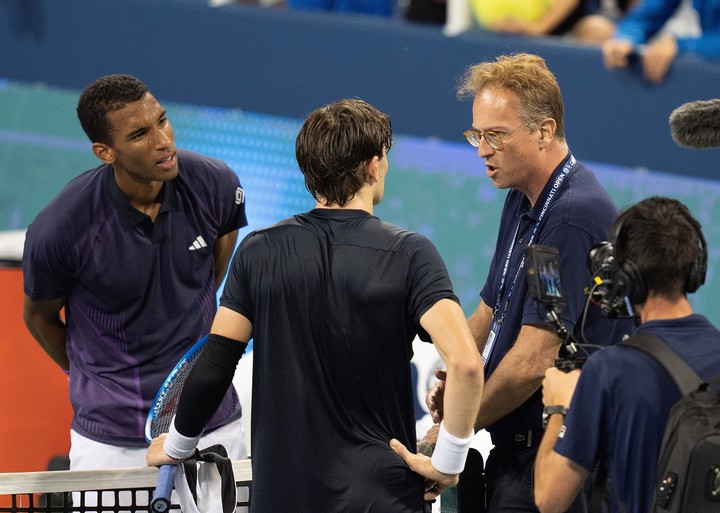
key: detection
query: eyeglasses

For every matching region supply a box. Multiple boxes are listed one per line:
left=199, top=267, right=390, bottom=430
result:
left=463, top=120, right=534, bottom=151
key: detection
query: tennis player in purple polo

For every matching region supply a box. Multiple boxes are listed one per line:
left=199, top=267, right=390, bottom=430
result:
left=22, top=74, right=248, bottom=471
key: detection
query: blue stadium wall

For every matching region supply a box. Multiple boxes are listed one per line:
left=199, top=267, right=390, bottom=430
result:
left=1, top=0, right=719, bottom=179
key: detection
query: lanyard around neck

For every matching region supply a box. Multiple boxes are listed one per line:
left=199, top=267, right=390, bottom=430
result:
left=483, top=155, right=576, bottom=366
left=491, top=155, right=576, bottom=329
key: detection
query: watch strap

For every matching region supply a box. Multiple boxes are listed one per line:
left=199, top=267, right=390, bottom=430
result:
left=542, top=405, right=568, bottom=429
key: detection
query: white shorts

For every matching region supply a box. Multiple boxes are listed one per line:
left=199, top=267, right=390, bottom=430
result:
left=68, top=418, right=247, bottom=509
left=69, top=417, right=248, bottom=470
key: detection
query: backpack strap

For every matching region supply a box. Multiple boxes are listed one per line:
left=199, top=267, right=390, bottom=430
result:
left=619, top=333, right=703, bottom=395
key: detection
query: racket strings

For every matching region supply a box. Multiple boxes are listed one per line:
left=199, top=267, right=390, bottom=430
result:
left=149, top=350, right=203, bottom=438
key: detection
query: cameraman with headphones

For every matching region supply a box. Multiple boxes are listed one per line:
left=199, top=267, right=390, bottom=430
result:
left=533, top=196, right=720, bottom=513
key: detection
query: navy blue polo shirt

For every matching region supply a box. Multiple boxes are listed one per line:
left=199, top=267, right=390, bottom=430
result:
left=23, top=149, right=247, bottom=446
left=480, top=152, right=631, bottom=435
left=555, top=315, right=720, bottom=513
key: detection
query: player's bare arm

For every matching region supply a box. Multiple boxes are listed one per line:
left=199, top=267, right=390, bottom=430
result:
left=391, top=298, right=483, bottom=498
left=424, top=311, right=559, bottom=430
left=23, top=294, right=70, bottom=370
left=212, top=230, right=239, bottom=288
left=421, top=298, right=483, bottom=436
left=211, top=305, right=253, bottom=342
left=426, top=300, right=490, bottom=424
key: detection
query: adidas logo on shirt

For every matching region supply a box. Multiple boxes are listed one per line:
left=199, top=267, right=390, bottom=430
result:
left=189, top=235, right=208, bottom=250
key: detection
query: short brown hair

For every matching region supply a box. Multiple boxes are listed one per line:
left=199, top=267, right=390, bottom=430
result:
left=296, top=99, right=392, bottom=206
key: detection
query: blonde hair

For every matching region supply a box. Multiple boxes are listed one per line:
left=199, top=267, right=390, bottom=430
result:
left=458, top=53, right=565, bottom=141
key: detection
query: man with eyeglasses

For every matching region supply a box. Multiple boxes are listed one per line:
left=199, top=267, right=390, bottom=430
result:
left=418, top=53, right=631, bottom=513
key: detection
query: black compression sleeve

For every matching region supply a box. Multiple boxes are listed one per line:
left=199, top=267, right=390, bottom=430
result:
left=174, top=333, right=248, bottom=437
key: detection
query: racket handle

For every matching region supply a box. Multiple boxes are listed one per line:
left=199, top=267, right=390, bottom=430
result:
left=151, top=464, right=177, bottom=513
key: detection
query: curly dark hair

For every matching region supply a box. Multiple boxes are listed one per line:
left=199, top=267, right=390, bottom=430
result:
left=76, top=74, right=149, bottom=144
left=296, top=99, right=392, bottom=206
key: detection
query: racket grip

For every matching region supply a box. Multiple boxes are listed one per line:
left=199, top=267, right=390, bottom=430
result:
left=151, top=464, right=177, bottom=513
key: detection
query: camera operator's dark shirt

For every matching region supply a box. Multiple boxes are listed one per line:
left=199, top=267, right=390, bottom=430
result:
left=555, top=314, right=720, bottom=513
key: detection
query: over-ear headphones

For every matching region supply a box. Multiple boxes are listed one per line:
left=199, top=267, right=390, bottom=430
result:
left=610, top=206, right=707, bottom=305
left=608, top=217, right=648, bottom=305
left=684, top=216, right=708, bottom=294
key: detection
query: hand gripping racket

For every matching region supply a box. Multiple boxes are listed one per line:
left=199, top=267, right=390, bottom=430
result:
left=145, top=335, right=208, bottom=513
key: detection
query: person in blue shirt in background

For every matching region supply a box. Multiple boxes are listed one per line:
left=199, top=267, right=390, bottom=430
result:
left=602, top=0, right=720, bottom=83
left=287, top=0, right=394, bottom=17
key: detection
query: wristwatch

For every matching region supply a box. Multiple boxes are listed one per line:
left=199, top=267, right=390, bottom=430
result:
left=542, top=405, right=568, bottom=429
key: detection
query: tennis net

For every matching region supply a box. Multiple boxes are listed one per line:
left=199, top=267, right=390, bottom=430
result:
left=0, top=459, right=251, bottom=513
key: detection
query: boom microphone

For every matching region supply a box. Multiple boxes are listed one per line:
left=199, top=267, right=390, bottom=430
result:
left=669, top=99, right=720, bottom=149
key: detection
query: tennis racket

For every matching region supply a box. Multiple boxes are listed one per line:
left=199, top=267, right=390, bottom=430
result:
left=145, top=335, right=208, bottom=513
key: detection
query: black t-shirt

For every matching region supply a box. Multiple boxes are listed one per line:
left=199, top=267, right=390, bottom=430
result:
left=221, top=208, right=458, bottom=513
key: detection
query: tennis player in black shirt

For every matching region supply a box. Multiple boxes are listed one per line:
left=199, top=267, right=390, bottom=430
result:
left=147, top=98, right=483, bottom=513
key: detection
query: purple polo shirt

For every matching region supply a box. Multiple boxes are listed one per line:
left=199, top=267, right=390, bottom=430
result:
left=23, top=149, right=247, bottom=446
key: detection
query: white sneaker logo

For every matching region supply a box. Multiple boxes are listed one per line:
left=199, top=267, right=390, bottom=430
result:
left=189, top=235, right=208, bottom=250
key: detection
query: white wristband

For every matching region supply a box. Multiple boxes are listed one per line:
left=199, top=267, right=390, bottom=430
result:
left=430, top=422, right=474, bottom=475
left=163, top=417, right=201, bottom=460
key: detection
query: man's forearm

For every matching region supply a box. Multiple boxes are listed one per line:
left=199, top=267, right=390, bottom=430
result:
left=534, top=414, right=571, bottom=513
left=534, top=367, right=586, bottom=513
left=474, top=357, right=544, bottom=429
left=27, top=318, right=69, bottom=370
left=213, top=230, right=238, bottom=288
left=467, top=301, right=492, bottom=354
left=23, top=296, right=70, bottom=370
left=474, top=325, right=560, bottom=430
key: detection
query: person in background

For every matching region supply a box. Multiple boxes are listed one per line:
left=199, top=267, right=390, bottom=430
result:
left=147, top=98, right=484, bottom=513
left=23, top=74, right=248, bottom=471
left=477, top=0, right=618, bottom=43
left=602, top=0, right=720, bottom=83
left=287, top=0, right=395, bottom=17
left=405, top=0, right=448, bottom=25
left=534, top=196, right=720, bottom=513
